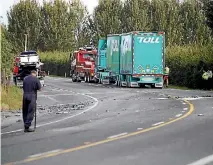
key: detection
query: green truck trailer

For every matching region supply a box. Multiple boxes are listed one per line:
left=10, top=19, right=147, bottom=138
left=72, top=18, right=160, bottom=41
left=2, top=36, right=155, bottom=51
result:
left=96, top=31, right=165, bottom=88
left=105, top=34, right=121, bottom=84
left=118, top=31, right=165, bottom=88
left=94, top=39, right=109, bottom=84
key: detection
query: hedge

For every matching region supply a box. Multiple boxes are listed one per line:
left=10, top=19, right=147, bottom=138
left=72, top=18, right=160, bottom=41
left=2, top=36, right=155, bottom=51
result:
left=166, top=44, right=213, bottom=89
left=39, top=51, right=70, bottom=76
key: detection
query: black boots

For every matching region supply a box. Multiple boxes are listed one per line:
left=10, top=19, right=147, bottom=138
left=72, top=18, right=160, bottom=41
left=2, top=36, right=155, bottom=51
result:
left=24, top=127, right=35, bottom=133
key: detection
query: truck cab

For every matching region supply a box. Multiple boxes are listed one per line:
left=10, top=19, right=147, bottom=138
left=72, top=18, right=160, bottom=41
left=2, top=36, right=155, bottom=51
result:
left=70, top=45, right=97, bottom=82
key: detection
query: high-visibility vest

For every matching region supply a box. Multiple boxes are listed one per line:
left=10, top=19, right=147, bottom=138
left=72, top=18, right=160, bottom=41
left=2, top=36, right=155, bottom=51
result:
left=202, top=72, right=209, bottom=80
left=165, top=67, right=170, bottom=75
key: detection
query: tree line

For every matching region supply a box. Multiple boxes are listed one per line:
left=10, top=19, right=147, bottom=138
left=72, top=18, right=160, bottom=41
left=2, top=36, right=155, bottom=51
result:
left=1, top=0, right=213, bottom=89
left=4, top=0, right=213, bottom=52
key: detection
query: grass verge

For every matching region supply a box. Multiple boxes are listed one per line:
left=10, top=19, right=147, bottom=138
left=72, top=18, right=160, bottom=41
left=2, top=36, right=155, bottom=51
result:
left=1, top=85, right=23, bottom=111
left=168, top=85, right=192, bottom=90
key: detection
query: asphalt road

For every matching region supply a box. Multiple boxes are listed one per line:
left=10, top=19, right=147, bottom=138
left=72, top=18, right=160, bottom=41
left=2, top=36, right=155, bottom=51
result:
left=1, top=77, right=213, bottom=165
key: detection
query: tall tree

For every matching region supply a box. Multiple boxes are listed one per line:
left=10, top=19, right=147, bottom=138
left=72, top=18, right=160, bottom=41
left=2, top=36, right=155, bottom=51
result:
left=93, top=0, right=123, bottom=42
left=1, top=25, right=14, bottom=85
left=203, top=0, right=213, bottom=35
left=7, top=0, right=41, bottom=52
left=40, top=0, right=77, bottom=51
left=71, top=0, right=90, bottom=48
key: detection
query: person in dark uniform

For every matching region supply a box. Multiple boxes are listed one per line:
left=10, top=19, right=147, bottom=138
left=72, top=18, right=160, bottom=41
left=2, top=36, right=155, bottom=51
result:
left=22, top=70, right=41, bottom=132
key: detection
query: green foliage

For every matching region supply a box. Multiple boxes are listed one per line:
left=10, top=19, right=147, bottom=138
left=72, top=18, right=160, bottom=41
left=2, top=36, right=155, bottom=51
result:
left=166, top=44, right=213, bottom=89
left=1, top=25, right=14, bottom=79
left=92, top=0, right=123, bottom=44
left=203, top=0, right=213, bottom=34
left=7, top=0, right=87, bottom=51
left=120, top=0, right=211, bottom=46
left=1, top=85, right=23, bottom=110
left=39, top=51, right=70, bottom=76
left=7, top=0, right=41, bottom=52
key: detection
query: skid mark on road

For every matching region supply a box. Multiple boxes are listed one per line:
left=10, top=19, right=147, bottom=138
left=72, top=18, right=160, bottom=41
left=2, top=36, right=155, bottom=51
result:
left=4, top=100, right=194, bottom=165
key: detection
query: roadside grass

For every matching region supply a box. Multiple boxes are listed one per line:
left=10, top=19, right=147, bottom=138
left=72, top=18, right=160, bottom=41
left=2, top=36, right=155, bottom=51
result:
left=1, top=85, right=23, bottom=110
left=168, top=85, right=192, bottom=90
left=49, top=75, right=69, bottom=78
left=49, top=75, right=63, bottom=78
left=168, top=85, right=213, bottom=91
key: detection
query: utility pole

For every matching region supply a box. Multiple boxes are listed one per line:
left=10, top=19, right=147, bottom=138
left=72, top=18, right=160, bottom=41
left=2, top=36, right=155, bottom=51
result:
left=24, top=34, right=28, bottom=51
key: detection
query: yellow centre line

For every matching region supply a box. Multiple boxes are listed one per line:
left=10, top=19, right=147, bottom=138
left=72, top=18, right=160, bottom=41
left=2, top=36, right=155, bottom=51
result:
left=4, top=100, right=194, bottom=165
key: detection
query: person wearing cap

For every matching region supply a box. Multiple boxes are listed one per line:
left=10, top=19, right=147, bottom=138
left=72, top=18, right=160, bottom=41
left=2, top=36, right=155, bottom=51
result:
left=22, top=70, right=41, bottom=132
left=164, top=65, right=170, bottom=87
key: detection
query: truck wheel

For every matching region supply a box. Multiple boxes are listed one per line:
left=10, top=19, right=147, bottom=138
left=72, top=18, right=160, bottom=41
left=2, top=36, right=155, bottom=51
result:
left=72, top=76, right=77, bottom=82
left=127, top=81, right=131, bottom=88
left=84, top=74, right=88, bottom=83
left=76, top=73, right=81, bottom=82
left=139, top=84, right=145, bottom=88
left=151, top=84, right=155, bottom=88
left=118, top=80, right=120, bottom=87
left=116, top=81, right=119, bottom=86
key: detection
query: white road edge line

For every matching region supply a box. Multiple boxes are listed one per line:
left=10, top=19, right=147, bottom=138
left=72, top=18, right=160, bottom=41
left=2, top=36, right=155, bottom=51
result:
left=137, top=128, right=143, bottom=130
left=1, top=92, right=99, bottom=135
left=152, top=122, right=165, bottom=126
left=157, top=98, right=168, bottom=100
left=107, top=132, right=128, bottom=139
left=28, top=149, right=63, bottom=158
left=175, top=114, right=183, bottom=117
left=187, top=154, right=213, bottom=165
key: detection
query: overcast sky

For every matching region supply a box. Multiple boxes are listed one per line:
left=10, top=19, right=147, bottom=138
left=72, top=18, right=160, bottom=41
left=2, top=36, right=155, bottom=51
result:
left=0, top=0, right=99, bottom=24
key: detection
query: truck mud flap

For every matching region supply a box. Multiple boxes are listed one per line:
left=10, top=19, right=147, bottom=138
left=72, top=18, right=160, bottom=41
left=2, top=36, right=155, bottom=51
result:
left=155, top=83, right=163, bottom=88
left=130, top=82, right=139, bottom=87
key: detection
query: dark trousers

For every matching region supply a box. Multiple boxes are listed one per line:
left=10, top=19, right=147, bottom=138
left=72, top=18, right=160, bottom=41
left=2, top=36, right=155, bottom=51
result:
left=22, top=94, right=36, bottom=128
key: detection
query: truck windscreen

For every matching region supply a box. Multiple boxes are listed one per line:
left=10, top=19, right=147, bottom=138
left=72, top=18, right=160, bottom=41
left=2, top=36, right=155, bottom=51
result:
left=20, top=51, right=37, bottom=56
left=83, top=54, right=95, bottom=59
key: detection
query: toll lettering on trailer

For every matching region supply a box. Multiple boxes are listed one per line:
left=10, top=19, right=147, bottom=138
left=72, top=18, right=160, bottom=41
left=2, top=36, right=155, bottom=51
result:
left=138, top=37, right=160, bottom=44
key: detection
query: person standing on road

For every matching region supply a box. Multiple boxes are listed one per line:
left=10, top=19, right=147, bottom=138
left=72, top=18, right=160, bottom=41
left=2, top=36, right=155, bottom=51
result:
left=22, top=70, right=41, bottom=132
left=164, top=65, right=170, bottom=87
